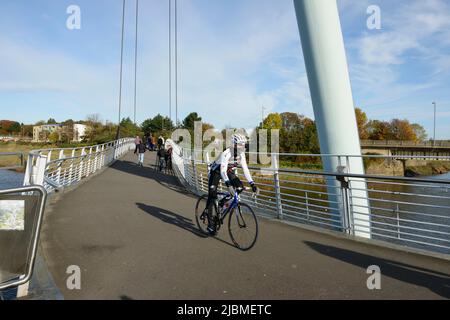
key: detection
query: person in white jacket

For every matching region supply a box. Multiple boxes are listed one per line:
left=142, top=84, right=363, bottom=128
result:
left=204, top=133, right=258, bottom=235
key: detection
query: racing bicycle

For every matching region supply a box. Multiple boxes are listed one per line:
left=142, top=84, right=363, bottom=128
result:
left=195, top=187, right=259, bottom=250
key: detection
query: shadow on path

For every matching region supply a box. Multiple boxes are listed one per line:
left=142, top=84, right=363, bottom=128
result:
left=111, top=159, right=198, bottom=199
left=136, top=202, right=206, bottom=238
left=305, top=241, right=450, bottom=298
left=136, top=202, right=239, bottom=249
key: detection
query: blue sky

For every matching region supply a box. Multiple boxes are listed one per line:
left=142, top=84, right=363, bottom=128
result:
left=0, top=0, right=449, bottom=138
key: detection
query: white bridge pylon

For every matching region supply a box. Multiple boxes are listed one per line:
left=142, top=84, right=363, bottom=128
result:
left=293, top=0, right=371, bottom=238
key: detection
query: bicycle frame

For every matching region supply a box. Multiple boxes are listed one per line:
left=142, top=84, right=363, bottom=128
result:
left=216, top=191, right=240, bottom=222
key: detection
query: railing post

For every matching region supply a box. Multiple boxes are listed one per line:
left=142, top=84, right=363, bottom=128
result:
left=192, top=158, right=199, bottom=193
left=79, top=148, right=86, bottom=181
left=336, top=166, right=352, bottom=235
left=34, top=156, right=48, bottom=186
left=68, top=149, right=75, bottom=184
left=94, top=146, right=100, bottom=172
left=100, top=145, right=105, bottom=167
left=23, top=154, right=34, bottom=186
left=114, top=141, right=118, bottom=160
left=272, top=154, right=283, bottom=220
left=87, top=147, right=92, bottom=176
left=56, top=150, right=64, bottom=185
left=305, top=191, right=310, bottom=221
left=395, top=203, right=401, bottom=239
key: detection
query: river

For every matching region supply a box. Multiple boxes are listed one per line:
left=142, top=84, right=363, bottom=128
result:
left=0, top=170, right=24, bottom=190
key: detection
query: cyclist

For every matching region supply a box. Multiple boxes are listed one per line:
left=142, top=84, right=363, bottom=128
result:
left=204, top=133, right=258, bottom=235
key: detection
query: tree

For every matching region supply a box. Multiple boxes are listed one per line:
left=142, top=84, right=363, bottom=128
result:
left=280, top=112, right=303, bottom=130
left=389, top=119, right=417, bottom=141
left=9, top=122, right=21, bottom=134
left=411, top=123, right=427, bottom=141
left=22, top=124, right=33, bottom=137
left=120, top=117, right=142, bottom=138
left=262, top=113, right=282, bottom=130
left=0, top=120, right=21, bottom=135
left=367, top=120, right=391, bottom=140
left=355, top=108, right=369, bottom=139
left=47, top=118, right=57, bottom=124
left=60, top=119, right=75, bottom=143
left=48, top=131, right=60, bottom=143
left=84, top=114, right=105, bottom=143
left=141, top=114, right=174, bottom=136
left=182, top=112, right=202, bottom=130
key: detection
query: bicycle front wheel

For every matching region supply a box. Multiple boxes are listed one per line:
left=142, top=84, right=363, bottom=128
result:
left=228, top=203, right=258, bottom=250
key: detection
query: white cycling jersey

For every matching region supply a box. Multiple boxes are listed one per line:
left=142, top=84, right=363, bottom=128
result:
left=211, top=147, right=253, bottom=184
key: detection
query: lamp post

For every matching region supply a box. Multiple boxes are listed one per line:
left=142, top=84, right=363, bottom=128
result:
left=432, top=101, right=436, bottom=146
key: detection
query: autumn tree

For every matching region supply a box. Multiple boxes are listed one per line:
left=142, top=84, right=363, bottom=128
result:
left=261, top=113, right=282, bottom=130
left=411, top=123, right=427, bottom=141
left=355, top=108, right=369, bottom=139
left=367, top=120, right=391, bottom=140
left=389, top=119, right=417, bottom=141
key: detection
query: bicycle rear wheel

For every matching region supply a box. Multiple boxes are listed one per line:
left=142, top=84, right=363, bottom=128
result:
left=195, top=194, right=211, bottom=235
left=228, top=203, right=258, bottom=250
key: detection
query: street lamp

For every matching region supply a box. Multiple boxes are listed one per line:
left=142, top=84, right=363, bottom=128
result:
left=432, top=101, right=436, bottom=146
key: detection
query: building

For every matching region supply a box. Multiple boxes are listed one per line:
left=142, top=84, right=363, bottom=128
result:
left=32, top=124, right=62, bottom=142
left=72, top=124, right=87, bottom=142
left=32, top=123, right=88, bottom=143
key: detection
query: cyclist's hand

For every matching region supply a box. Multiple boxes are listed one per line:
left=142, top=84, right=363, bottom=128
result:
left=250, top=182, right=258, bottom=193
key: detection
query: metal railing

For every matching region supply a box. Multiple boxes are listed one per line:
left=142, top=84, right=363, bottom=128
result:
left=361, top=139, right=450, bottom=148
left=0, top=185, right=47, bottom=291
left=23, top=138, right=135, bottom=193
left=167, top=141, right=450, bottom=255
left=0, top=152, right=25, bottom=170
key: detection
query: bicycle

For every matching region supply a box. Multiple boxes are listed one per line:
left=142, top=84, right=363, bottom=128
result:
left=195, top=187, right=259, bottom=250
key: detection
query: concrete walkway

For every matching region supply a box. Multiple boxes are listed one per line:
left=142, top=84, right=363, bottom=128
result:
left=39, top=152, right=450, bottom=299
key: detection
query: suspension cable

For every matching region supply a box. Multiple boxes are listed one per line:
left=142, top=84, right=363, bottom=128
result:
left=133, top=0, right=139, bottom=125
left=169, top=0, right=172, bottom=124
left=116, top=0, right=126, bottom=140
left=175, top=0, right=179, bottom=127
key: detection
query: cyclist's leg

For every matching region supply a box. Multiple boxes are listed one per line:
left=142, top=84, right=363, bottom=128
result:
left=205, top=170, right=221, bottom=213
left=205, top=169, right=221, bottom=233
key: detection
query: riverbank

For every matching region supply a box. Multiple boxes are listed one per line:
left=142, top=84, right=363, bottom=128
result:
left=365, top=158, right=450, bottom=177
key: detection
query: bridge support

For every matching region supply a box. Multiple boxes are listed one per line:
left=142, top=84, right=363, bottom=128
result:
left=293, top=0, right=371, bottom=238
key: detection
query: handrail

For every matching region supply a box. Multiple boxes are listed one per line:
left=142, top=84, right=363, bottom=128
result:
left=168, top=141, right=450, bottom=255
left=0, top=185, right=47, bottom=291
left=23, top=138, right=135, bottom=192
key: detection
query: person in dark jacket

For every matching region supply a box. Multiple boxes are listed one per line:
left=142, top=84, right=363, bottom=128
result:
left=134, top=138, right=146, bottom=166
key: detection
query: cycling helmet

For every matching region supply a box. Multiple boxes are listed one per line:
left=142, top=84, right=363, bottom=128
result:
left=231, top=133, right=247, bottom=145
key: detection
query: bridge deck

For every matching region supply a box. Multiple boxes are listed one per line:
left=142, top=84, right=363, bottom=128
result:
left=39, top=152, right=450, bottom=299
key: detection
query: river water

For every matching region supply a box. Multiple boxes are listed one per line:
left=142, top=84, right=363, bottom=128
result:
left=0, top=170, right=24, bottom=190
